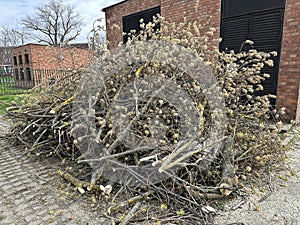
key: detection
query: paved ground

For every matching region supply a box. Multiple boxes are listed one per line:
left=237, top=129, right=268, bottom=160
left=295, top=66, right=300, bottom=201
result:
left=1, top=114, right=299, bottom=225
left=215, top=127, right=300, bottom=225
left=0, top=116, right=108, bottom=225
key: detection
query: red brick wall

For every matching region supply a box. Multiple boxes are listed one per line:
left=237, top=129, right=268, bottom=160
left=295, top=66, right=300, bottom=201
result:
left=162, top=0, right=221, bottom=43
left=105, top=0, right=221, bottom=49
left=30, top=44, right=90, bottom=70
left=277, top=0, right=300, bottom=122
left=12, top=44, right=90, bottom=87
left=105, top=0, right=160, bottom=49
left=12, top=44, right=90, bottom=71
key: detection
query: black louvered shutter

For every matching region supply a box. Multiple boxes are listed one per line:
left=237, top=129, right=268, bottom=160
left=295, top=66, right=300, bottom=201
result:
left=250, top=10, right=284, bottom=97
left=223, top=0, right=285, bottom=18
left=220, top=0, right=285, bottom=105
left=220, top=16, right=249, bottom=52
left=123, top=6, right=161, bottom=43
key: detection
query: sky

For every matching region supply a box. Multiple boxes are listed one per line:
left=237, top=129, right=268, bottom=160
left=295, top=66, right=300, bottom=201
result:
left=0, top=0, right=122, bottom=43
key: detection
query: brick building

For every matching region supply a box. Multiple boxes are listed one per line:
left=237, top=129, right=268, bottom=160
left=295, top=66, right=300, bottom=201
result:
left=12, top=43, right=90, bottom=87
left=103, top=0, right=300, bottom=122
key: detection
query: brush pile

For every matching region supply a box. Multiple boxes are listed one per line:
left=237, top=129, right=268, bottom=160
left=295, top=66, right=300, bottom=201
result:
left=7, top=71, right=81, bottom=159
left=7, top=17, right=289, bottom=224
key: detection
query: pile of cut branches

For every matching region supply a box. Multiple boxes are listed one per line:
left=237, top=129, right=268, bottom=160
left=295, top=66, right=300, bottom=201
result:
left=7, top=17, right=290, bottom=224
left=7, top=71, right=81, bottom=159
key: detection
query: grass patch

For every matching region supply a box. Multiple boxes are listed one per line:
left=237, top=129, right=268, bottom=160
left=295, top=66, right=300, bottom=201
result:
left=0, top=95, right=24, bottom=114
left=0, top=76, right=14, bottom=82
left=0, top=85, right=28, bottom=96
left=0, top=76, right=30, bottom=95
left=0, top=78, right=33, bottom=114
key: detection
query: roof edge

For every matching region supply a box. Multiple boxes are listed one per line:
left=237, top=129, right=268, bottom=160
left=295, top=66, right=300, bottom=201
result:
left=102, top=0, right=127, bottom=12
left=12, top=43, right=48, bottom=49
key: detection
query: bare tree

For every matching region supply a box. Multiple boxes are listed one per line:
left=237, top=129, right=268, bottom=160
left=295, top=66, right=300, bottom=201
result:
left=21, top=0, right=82, bottom=45
left=0, top=26, right=25, bottom=47
left=0, top=27, right=26, bottom=72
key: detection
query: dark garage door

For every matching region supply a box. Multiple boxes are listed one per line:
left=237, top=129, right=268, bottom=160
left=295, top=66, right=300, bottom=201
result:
left=220, top=0, right=286, bottom=103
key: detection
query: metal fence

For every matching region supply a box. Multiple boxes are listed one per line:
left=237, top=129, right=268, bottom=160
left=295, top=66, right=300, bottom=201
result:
left=0, top=70, right=72, bottom=96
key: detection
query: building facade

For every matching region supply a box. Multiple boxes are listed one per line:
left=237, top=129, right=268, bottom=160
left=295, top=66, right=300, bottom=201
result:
left=11, top=43, right=90, bottom=87
left=103, top=0, right=300, bottom=122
